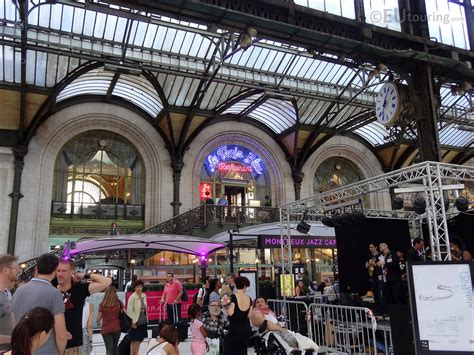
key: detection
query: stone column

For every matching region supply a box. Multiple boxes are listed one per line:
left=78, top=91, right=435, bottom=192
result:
left=8, top=145, right=28, bottom=254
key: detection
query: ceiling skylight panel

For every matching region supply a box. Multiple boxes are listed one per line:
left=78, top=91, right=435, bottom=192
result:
left=183, top=32, right=200, bottom=56
left=45, top=54, right=59, bottom=87
left=83, top=10, right=97, bottom=37
left=71, top=7, right=85, bottom=34
left=132, top=21, right=149, bottom=47
left=1, top=0, right=18, bottom=22
left=152, top=26, right=168, bottom=50
left=161, top=28, right=177, bottom=52
left=113, top=17, right=128, bottom=42
left=93, top=12, right=108, bottom=38
left=354, top=122, right=388, bottom=146
left=248, top=110, right=286, bottom=133
left=197, top=37, right=214, bottom=60
left=259, top=50, right=281, bottom=72
left=49, top=4, right=63, bottom=30
left=34, top=51, right=47, bottom=86
left=25, top=49, right=36, bottom=85
left=175, top=77, right=199, bottom=106
left=170, top=30, right=187, bottom=53
left=142, top=23, right=157, bottom=48
left=269, top=52, right=293, bottom=74
left=60, top=5, right=73, bottom=32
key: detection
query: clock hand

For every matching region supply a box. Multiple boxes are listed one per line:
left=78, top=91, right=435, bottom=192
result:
left=382, top=91, right=389, bottom=108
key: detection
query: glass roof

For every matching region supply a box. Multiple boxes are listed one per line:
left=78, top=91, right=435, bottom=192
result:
left=425, top=0, right=470, bottom=50
left=0, top=0, right=471, bottom=153
left=57, top=68, right=163, bottom=117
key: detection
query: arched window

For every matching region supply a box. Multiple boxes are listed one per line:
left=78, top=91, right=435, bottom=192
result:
left=52, top=131, right=145, bottom=219
left=313, top=157, right=364, bottom=194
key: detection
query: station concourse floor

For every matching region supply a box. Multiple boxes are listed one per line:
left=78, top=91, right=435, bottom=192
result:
left=90, top=330, right=258, bottom=355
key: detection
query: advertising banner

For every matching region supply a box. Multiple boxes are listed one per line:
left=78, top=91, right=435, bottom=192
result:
left=259, top=235, right=337, bottom=249
left=125, top=290, right=198, bottom=320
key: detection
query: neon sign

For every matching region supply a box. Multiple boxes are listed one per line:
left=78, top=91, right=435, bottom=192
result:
left=200, top=183, right=212, bottom=199
left=205, top=145, right=264, bottom=176
left=217, top=162, right=253, bottom=173
left=258, top=235, right=337, bottom=249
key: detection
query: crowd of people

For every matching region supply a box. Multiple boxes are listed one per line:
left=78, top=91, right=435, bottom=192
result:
left=0, top=253, right=112, bottom=355
left=365, top=237, right=472, bottom=315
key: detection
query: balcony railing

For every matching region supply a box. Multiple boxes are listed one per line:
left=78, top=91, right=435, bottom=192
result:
left=141, top=204, right=279, bottom=235
left=51, top=201, right=144, bottom=220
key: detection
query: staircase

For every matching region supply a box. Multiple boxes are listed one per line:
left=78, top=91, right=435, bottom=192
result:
left=140, top=204, right=280, bottom=237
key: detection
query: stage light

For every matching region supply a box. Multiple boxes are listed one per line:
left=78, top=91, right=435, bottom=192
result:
left=296, top=220, right=311, bottom=234
left=392, top=196, right=404, bottom=210
left=332, top=213, right=343, bottom=226
left=296, top=211, right=311, bottom=234
left=413, top=196, right=426, bottom=214
left=455, top=196, right=469, bottom=212
left=352, top=210, right=366, bottom=223
left=341, top=212, right=355, bottom=225
left=321, top=216, right=335, bottom=227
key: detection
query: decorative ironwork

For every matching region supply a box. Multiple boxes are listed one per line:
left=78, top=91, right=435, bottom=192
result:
left=141, top=204, right=281, bottom=236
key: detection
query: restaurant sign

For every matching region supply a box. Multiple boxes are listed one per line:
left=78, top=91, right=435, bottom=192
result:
left=258, top=235, right=336, bottom=249
left=205, top=145, right=264, bottom=176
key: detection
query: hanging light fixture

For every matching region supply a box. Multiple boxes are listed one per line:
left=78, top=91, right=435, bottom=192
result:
left=455, top=196, right=469, bottom=212
left=413, top=196, right=426, bottom=214
left=296, top=211, right=311, bottom=234
left=392, top=195, right=404, bottom=210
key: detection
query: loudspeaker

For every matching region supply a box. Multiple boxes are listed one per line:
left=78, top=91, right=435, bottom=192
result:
left=389, top=304, right=415, bottom=355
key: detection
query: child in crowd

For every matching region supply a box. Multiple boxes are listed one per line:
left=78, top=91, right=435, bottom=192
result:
left=188, top=304, right=208, bottom=355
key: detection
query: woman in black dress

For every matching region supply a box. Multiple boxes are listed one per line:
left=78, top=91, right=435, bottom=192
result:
left=222, top=276, right=252, bottom=355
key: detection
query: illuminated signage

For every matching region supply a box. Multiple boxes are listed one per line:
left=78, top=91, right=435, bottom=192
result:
left=200, top=183, right=212, bottom=199
left=258, top=235, right=336, bottom=249
left=205, top=145, right=264, bottom=176
left=217, top=162, right=253, bottom=173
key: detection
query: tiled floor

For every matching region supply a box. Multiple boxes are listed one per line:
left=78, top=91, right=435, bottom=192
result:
left=90, top=331, right=257, bottom=354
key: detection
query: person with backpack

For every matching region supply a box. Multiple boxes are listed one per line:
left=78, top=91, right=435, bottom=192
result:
left=195, top=277, right=210, bottom=308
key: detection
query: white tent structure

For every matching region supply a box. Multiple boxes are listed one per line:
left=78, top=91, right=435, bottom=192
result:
left=66, top=234, right=226, bottom=257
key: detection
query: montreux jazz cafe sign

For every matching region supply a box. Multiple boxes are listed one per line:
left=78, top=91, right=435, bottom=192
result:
left=258, top=235, right=337, bottom=249
left=205, top=145, right=264, bottom=176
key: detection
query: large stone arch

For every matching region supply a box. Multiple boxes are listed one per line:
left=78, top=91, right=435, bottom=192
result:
left=301, top=136, right=390, bottom=209
left=181, top=121, right=294, bottom=209
left=16, top=103, right=171, bottom=260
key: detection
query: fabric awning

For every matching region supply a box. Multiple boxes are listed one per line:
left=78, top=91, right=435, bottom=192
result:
left=67, top=234, right=225, bottom=256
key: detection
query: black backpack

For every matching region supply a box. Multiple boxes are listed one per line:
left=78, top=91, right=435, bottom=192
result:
left=181, top=287, right=188, bottom=302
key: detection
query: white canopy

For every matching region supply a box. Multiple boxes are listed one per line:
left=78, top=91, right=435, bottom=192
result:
left=211, top=222, right=335, bottom=243
left=68, top=234, right=225, bottom=257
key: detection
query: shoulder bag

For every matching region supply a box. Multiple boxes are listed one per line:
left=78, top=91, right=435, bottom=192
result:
left=119, top=301, right=132, bottom=333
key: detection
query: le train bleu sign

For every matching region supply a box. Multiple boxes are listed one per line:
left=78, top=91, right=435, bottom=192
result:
left=258, top=235, right=337, bottom=249
left=205, top=145, right=265, bottom=177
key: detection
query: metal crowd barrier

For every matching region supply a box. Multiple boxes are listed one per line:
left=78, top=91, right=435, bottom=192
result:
left=267, top=299, right=312, bottom=340
left=309, top=303, right=378, bottom=354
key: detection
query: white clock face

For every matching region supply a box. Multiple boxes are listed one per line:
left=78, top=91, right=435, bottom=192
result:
left=375, top=83, right=400, bottom=125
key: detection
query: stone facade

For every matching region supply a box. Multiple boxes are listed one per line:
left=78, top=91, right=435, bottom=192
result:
left=2, top=103, right=390, bottom=260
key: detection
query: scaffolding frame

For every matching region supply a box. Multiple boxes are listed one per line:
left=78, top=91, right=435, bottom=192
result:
left=279, top=161, right=474, bottom=297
